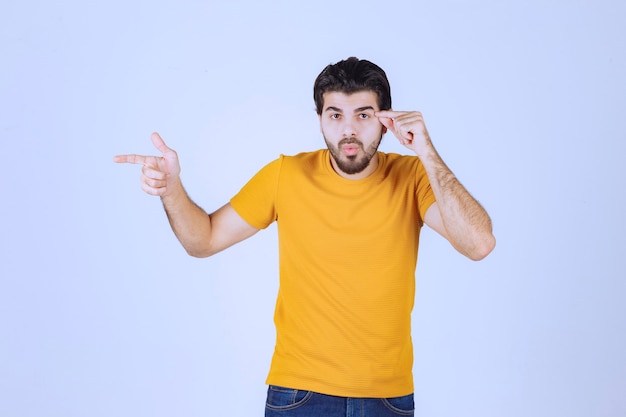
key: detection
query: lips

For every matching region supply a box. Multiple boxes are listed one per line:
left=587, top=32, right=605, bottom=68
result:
left=339, top=139, right=362, bottom=156
left=342, top=144, right=360, bottom=156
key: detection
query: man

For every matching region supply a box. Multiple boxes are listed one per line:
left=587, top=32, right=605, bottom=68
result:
left=115, top=57, right=495, bottom=416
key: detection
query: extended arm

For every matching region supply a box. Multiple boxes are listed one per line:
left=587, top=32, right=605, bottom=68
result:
left=160, top=183, right=258, bottom=257
left=114, top=132, right=259, bottom=257
left=377, top=111, right=495, bottom=260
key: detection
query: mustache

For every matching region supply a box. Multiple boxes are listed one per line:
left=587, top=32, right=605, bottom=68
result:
left=338, top=138, right=363, bottom=147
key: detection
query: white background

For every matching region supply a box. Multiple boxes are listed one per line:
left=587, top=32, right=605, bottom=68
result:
left=1, top=1, right=625, bottom=416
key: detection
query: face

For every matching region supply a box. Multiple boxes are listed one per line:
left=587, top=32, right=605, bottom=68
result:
left=319, top=91, right=386, bottom=179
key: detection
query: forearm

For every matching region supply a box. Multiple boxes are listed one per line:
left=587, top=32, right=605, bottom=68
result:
left=160, top=179, right=213, bottom=257
left=420, top=145, right=495, bottom=260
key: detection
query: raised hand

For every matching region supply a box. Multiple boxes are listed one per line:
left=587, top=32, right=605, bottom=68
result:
left=376, top=110, right=432, bottom=157
left=114, top=132, right=181, bottom=197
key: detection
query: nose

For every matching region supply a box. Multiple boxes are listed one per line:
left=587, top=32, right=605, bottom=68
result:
left=342, top=119, right=357, bottom=137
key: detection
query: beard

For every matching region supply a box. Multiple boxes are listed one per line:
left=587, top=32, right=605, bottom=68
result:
left=324, top=135, right=383, bottom=175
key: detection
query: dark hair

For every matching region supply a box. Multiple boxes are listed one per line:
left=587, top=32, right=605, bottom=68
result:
left=313, top=57, right=392, bottom=115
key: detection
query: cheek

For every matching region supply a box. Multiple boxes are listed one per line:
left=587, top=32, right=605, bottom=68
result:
left=320, top=121, right=339, bottom=137
left=363, top=121, right=384, bottom=137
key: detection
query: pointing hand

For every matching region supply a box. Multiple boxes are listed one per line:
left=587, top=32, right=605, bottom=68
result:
left=114, top=132, right=181, bottom=197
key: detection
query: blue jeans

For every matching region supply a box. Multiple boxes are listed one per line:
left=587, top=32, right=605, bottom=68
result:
left=265, top=385, right=414, bottom=417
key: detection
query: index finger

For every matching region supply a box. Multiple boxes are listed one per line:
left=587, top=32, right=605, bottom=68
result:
left=375, top=110, right=402, bottom=119
left=113, top=154, right=149, bottom=165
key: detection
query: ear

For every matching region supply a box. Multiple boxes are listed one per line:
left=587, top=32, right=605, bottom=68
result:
left=318, top=113, right=323, bottom=133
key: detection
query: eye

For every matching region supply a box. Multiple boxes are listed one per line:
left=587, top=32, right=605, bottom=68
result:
left=358, top=113, right=369, bottom=119
left=330, top=113, right=341, bottom=120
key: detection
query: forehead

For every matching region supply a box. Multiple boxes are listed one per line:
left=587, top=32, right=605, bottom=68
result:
left=322, top=90, right=379, bottom=111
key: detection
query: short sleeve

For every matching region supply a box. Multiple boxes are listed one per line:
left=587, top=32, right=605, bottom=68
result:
left=229, top=156, right=283, bottom=230
left=415, top=160, right=436, bottom=223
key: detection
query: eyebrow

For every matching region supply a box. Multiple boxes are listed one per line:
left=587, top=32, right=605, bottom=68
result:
left=324, top=105, right=376, bottom=113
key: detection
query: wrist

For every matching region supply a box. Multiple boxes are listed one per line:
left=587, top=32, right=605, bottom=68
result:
left=414, top=139, right=437, bottom=162
left=160, top=176, right=185, bottom=204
